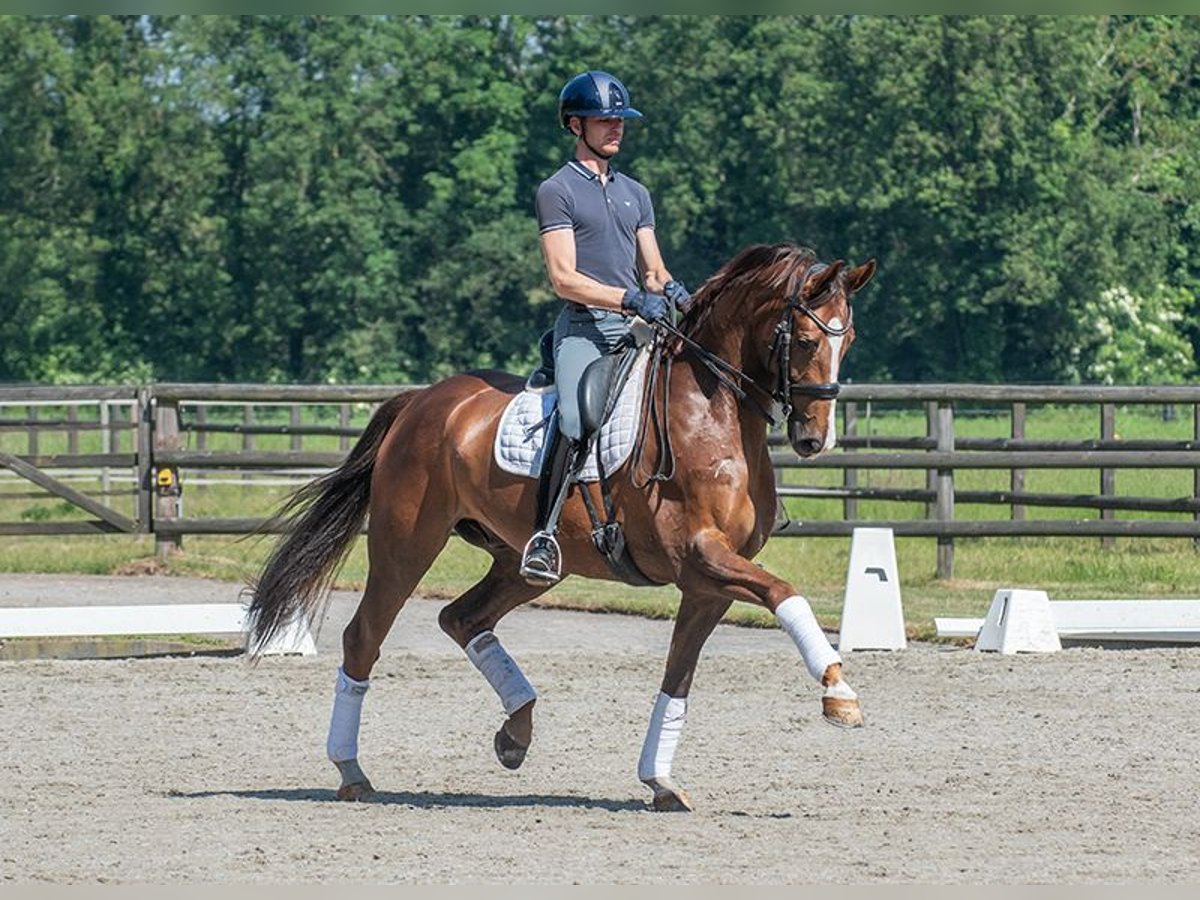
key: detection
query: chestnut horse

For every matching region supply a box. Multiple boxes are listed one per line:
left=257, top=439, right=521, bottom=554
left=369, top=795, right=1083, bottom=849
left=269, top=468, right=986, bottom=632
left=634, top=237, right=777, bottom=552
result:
left=247, top=243, right=876, bottom=811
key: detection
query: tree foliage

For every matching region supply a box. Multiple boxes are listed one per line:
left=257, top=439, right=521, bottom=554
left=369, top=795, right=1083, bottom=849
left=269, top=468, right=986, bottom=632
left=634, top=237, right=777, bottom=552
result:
left=1, top=15, right=1196, bottom=384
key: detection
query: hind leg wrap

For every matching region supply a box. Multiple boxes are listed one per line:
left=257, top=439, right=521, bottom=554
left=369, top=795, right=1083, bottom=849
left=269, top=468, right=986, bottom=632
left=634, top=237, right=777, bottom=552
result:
left=466, top=631, right=537, bottom=715
left=326, top=666, right=369, bottom=763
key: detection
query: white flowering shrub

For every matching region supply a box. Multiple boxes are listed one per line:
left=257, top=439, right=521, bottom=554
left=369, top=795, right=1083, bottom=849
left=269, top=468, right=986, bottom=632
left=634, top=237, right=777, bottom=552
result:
left=1080, top=285, right=1196, bottom=384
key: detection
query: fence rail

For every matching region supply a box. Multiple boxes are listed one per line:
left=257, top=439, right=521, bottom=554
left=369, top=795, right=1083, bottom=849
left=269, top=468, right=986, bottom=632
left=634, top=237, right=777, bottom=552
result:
left=2, top=382, right=1199, bottom=577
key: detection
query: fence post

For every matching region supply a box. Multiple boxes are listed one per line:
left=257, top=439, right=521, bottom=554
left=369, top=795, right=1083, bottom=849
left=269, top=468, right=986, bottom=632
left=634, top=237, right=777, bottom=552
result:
left=1194, top=402, right=1199, bottom=552
left=242, top=404, right=255, bottom=451
left=843, top=400, right=858, bottom=521
left=99, top=401, right=112, bottom=496
left=195, top=404, right=207, bottom=452
left=290, top=403, right=302, bottom=452
left=339, top=403, right=351, bottom=452
left=1011, top=401, right=1026, bottom=521
left=26, top=405, right=38, bottom=456
left=1100, top=403, right=1116, bottom=549
left=936, top=401, right=955, bottom=580
left=67, top=404, right=79, bottom=455
left=154, top=397, right=183, bottom=559
left=136, top=388, right=153, bottom=534
left=925, top=401, right=938, bottom=519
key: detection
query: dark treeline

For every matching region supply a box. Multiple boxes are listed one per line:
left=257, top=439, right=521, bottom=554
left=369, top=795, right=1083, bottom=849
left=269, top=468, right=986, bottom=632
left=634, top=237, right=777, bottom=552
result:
left=1, top=15, right=1197, bottom=385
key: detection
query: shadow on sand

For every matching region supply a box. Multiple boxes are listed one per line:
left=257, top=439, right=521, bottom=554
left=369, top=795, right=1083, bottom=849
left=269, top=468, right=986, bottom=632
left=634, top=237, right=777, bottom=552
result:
left=169, top=787, right=647, bottom=812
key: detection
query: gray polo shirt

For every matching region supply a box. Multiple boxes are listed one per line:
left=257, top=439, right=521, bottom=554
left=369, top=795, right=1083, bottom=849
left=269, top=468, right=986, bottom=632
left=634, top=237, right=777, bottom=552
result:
left=535, top=160, right=656, bottom=296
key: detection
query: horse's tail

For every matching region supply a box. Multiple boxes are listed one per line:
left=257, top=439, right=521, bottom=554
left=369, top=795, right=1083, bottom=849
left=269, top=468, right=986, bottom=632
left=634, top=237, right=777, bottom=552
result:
left=244, top=391, right=415, bottom=657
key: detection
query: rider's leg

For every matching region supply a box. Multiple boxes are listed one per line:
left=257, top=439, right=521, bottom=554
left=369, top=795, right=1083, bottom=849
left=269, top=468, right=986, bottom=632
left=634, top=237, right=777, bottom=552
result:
left=519, top=328, right=602, bottom=584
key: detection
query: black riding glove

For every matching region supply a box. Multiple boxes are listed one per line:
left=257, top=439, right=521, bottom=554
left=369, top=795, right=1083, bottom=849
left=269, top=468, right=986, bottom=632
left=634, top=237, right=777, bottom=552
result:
left=663, top=280, right=692, bottom=312
left=621, top=288, right=669, bottom=323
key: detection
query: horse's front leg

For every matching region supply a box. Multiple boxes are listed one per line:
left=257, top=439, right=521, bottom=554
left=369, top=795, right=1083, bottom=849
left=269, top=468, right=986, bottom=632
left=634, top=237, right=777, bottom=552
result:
left=686, top=528, right=865, bottom=728
left=638, top=595, right=731, bottom=812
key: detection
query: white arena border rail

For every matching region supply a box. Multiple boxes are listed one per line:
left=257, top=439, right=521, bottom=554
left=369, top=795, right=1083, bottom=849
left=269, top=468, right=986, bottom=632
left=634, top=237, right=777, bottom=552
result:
left=0, top=604, right=316, bottom=656
left=937, top=599, right=1200, bottom=644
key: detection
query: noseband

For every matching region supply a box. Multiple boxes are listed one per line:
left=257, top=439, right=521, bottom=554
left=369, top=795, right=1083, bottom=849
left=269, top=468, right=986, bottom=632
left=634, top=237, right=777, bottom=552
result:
left=770, top=290, right=852, bottom=420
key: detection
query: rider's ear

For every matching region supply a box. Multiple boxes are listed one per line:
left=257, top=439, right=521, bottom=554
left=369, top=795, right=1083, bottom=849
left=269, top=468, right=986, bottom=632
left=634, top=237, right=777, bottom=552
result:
left=848, top=259, right=877, bottom=293
left=570, top=117, right=583, bottom=137
left=804, top=260, right=843, bottom=299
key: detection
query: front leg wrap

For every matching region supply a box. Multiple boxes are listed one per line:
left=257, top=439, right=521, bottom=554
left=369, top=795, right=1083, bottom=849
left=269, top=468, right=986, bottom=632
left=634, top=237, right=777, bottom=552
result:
left=774, top=595, right=842, bottom=682
left=465, top=631, right=537, bottom=715
left=638, top=692, right=688, bottom=782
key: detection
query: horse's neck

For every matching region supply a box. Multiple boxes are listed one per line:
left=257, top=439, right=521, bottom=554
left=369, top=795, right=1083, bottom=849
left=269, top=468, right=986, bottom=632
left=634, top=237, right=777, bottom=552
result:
left=667, top=332, right=772, bottom=462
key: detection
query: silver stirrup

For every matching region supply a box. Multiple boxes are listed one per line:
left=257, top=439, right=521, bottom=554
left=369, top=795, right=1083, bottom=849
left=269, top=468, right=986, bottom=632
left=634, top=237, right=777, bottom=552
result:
left=519, top=531, right=562, bottom=584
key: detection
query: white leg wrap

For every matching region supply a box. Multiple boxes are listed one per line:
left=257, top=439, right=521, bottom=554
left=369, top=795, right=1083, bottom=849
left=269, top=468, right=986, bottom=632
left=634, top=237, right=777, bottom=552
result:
left=775, top=595, right=841, bottom=682
left=637, top=692, right=688, bottom=782
left=466, top=631, right=537, bottom=717
left=326, top=666, right=369, bottom=763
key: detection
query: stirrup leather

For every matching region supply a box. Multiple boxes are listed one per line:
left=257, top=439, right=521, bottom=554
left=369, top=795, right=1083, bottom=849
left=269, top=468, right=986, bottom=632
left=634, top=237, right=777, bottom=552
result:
left=519, top=530, right=562, bottom=584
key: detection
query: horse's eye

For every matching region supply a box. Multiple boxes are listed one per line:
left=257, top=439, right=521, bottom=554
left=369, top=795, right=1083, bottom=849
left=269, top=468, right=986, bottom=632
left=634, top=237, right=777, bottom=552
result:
left=795, top=336, right=819, bottom=352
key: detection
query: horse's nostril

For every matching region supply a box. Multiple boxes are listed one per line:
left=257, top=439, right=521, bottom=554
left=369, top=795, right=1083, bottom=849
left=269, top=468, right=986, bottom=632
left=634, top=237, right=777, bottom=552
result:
left=796, top=438, right=822, bottom=457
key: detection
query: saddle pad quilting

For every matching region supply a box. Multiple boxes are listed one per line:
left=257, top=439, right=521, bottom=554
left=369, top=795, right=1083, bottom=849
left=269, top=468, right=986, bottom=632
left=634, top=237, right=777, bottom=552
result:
left=494, top=350, right=649, bottom=481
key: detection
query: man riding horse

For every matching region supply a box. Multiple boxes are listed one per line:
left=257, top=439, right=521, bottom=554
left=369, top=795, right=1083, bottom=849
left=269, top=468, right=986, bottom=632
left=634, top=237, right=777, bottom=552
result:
left=521, top=70, right=691, bottom=584
left=245, top=69, right=876, bottom=813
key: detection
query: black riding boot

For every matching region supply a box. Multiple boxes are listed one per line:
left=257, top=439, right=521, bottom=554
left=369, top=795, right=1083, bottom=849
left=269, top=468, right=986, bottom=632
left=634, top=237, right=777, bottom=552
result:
left=519, top=425, right=578, bottom=585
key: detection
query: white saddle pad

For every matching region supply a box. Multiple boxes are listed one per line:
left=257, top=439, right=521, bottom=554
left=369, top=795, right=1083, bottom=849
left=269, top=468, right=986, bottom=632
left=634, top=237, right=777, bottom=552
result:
left=494, top=349, right=649, bottom=482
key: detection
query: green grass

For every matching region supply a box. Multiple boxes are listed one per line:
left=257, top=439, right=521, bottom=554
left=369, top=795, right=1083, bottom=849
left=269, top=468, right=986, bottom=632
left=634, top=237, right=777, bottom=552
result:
left=2, top=401, right=1197, bottom=639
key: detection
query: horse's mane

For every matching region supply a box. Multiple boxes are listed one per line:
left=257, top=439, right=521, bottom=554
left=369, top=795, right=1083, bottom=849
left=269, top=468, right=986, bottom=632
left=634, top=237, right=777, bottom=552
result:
left=680, top=243, right=818, bottom=335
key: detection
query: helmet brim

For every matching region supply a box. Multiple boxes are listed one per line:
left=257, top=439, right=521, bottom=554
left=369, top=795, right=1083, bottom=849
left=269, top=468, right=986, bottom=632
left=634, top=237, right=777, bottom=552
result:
left=561, top=107, right=643, bottom=128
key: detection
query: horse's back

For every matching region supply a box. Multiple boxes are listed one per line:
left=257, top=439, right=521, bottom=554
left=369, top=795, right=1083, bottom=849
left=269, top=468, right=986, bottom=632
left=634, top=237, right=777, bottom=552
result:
left=371, top=370, right=530, bottom=519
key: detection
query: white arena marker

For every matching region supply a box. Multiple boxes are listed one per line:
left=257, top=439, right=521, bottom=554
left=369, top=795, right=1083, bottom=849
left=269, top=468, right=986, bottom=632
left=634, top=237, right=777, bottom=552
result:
left=0, top=604, right=316, bottom=656
left=837, top=527, right=906, bottom=652
left=975, top=589, right=1061, bottom=654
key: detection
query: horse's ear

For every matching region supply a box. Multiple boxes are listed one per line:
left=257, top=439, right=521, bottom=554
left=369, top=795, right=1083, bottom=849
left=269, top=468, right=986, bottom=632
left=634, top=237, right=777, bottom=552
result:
left=848, top=258, right=877, bottom=294
left=804, top=260, right=843, bottom=299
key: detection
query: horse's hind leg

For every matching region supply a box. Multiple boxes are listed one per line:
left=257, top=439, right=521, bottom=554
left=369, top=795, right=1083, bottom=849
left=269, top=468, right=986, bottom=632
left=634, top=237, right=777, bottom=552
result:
left=438, top=536, right=554, bottom=771
left=329, top=511, right=451, bottom=801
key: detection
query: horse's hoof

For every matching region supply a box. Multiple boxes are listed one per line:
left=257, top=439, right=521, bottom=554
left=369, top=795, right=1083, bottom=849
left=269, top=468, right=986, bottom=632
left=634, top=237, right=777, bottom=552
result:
left=822, top=695, right=865, bottom=728
left=335, top=779, right=375, bottom=801
left=644, top=778, right=694, bottom=812
left=494, top=724, right=529, bottom=770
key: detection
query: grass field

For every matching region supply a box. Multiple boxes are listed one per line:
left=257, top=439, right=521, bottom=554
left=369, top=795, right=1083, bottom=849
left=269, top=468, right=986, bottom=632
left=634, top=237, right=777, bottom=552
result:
left=2, top=400, right=1197, bottom=639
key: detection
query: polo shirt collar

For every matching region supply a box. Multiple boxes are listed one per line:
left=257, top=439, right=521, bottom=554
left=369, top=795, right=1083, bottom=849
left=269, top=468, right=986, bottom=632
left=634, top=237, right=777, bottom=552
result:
left=567, top=160, right=619, bottom=182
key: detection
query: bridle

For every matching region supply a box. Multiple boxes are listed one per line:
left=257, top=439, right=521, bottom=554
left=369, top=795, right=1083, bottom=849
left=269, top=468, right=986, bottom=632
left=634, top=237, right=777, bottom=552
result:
left=769, top=287, right=852, bottom=420
left=633, top=261, right=851, bottom=485
left=655, top=266, right=852, bottom=428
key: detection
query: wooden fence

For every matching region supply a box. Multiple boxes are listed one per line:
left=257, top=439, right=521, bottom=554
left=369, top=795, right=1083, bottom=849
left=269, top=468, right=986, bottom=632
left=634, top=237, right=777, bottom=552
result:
left=2, top=382, right=1199, bottom=578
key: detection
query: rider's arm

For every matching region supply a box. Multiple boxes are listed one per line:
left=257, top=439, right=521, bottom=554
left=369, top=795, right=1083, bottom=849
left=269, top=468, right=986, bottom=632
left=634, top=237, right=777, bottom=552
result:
left=539, top=229, right=627, bottom=312
left=635, top=227, right=673, bottom=294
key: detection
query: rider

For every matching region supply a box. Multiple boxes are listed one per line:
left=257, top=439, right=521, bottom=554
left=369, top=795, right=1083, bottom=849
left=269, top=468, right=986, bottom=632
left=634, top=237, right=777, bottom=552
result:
left=519, top=70, right=691, bottom=585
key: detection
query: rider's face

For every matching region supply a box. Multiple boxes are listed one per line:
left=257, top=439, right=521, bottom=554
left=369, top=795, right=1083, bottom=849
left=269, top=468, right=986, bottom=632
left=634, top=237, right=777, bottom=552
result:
left=576, top=116, right=625, bottom=157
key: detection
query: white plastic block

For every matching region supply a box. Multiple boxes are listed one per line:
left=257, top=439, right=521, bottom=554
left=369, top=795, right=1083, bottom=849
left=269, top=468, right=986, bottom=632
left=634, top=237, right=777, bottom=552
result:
left=975, top=589, right=1061, bottom=654
left=838, top=527, right=906, bottom=652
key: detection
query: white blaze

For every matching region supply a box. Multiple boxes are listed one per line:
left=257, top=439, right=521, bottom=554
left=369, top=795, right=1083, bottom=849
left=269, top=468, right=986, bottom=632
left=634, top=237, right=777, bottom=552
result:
left=823, top=318, right=844, bottom=450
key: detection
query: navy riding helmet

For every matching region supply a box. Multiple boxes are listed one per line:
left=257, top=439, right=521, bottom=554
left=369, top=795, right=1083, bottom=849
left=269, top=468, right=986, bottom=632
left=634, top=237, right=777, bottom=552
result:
left=557, top=71, right=643, bottom=130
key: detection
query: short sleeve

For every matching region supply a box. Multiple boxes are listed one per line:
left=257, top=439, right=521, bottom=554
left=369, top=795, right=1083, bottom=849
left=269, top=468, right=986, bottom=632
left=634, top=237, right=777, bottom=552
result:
left=636, top=183, right=655, bottom=230
left=535, top=179, right=574, bottom=234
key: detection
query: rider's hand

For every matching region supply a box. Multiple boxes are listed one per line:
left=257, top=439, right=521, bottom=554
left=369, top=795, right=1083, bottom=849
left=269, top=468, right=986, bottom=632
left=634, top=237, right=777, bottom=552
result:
left=663, top=280, right=691, bottom=312
left=621, top=288, right=669, bottom=323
